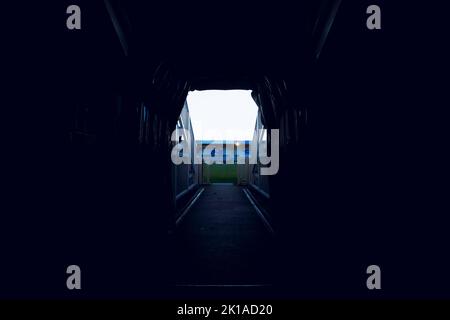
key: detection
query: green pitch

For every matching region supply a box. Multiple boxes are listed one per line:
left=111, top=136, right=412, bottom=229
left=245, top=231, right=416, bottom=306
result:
left=205, top=164, right=237, bottom=183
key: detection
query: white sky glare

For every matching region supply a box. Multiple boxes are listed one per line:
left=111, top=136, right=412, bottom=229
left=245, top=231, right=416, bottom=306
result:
left=186, top=90, right=258, bottom=141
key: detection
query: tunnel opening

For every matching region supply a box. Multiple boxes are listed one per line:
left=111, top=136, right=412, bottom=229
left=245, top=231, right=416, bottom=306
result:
left=186, top=89, right=258, bottom=185
left=171, top=89, right=275, bottom=290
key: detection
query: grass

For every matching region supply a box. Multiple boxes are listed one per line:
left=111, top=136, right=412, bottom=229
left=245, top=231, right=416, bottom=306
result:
left=205, top=164, right=237, bottom=183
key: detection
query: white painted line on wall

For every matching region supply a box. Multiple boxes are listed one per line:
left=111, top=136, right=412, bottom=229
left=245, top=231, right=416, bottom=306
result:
left=176, top=187, right=205, bottom=226
left=243, top=188, right=274, bottom=235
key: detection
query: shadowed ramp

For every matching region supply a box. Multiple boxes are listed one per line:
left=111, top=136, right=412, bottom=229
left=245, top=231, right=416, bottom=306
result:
left=175, top=184, right=274, bottom=286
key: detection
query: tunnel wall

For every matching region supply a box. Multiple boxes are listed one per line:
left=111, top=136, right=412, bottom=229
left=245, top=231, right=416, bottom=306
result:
left=1, top=1, right=179, bottom=298
left=267, top=1, right=450, bottom=299
left=172, top=101, right=202, bottom=218
left=248, top=110, right=271, bottom=197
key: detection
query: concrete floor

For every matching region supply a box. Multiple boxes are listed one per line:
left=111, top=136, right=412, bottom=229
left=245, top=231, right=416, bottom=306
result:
left=174, top=184, right=274, bottom=286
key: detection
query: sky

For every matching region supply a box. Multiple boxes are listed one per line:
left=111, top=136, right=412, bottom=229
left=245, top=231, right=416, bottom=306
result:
left=186, top=90, right=258, bottom=142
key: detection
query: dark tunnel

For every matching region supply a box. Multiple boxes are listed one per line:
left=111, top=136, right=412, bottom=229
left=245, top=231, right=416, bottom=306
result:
left=2, top=0, right=450, bottom=300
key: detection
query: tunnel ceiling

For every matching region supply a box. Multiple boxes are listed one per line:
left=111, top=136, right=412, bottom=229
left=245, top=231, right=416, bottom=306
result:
left=110, top=0, right=330, bottom=90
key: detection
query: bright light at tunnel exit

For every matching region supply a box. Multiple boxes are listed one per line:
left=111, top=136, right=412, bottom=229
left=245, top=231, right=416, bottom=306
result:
left=186, top=90, right=259, bottom=142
